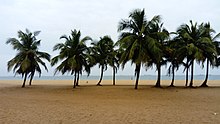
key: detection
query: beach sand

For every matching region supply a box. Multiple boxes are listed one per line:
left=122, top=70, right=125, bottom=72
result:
left=0, top=80, right=220, bottom=124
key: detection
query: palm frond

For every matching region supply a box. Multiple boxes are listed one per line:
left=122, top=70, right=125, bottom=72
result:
left=33, top=31, right=41, bottom=37
left=53, top=43, right=65, bottom=51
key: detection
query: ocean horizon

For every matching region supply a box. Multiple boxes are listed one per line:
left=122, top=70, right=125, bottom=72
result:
left=0, top=75, right=220, bottom=80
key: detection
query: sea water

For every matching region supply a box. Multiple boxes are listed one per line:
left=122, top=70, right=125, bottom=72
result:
left=0, top=75, right=220, bottom=80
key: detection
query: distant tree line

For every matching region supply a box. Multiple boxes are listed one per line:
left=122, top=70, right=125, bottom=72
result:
left=6, top=9, right=220, bottom=89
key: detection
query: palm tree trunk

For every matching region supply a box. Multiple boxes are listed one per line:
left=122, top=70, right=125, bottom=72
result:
left=200, top=60, right=209, bottom=87
left=189, top=60, right=194, bottom=87
left=169, top=65, right=175, bottom=87
left=134, top=64, right=141, bottom=89
left=29, top=74, right=33, bottom=86
left=155, top=64, right=161, bottom=88
left=185, top=59, right=189, bottom=87
left=22, top=73, right=28, bottom=88
left=97, top=65, right=104, bottom=86
left=73, top=71, right=77, bottom=88
left=113, top=67, right=116, bottom=85
left=76, top=71, right=80, bottom=86
left=185, top=67, right=189, bottom=87
left=29, top=71, right=35, bottom=86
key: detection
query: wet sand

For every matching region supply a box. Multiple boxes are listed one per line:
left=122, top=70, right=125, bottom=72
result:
left=0, top=80, right=220, bottom=124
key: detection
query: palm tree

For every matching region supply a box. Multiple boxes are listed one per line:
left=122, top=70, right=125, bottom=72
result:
left=117, top=9, right=158, bottom=89
left=177, top=21, right=200, bottom=87
left=147, top=22, right=170, bottom=87
left=91, top=36, right=114, bottom=86
left=51, top=29, right=92, bottom=88
left=166, top=37, right=181, bottom=87
left=174, top=35, right=190, bottom=87
left=176, top=21, right=214, bottom=87
left=6, top=29, right=50, bottom=88
left=200, top=23, right=220, bottom=87
left=107, top=45, right=119, bottom=85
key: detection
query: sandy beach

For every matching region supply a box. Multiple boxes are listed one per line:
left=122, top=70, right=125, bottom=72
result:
left=0, top=80, right=220, bottom=124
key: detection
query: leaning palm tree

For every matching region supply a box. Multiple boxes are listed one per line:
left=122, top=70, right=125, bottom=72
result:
left=51, top=29, right=92, bottom=88
left=6, top=29, right=50, bottom=88
left=91, top=36, right=114, bottom=86
left=117, top=9, right=156, bottom=89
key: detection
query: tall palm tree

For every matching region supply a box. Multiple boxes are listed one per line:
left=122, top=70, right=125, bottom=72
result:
left=174, top=35, right=191, bottom=87
left=6, top=29, right=50, bottom=88
left=176, top=21, right=214, bottom=87
left=178, top=21, right=200, bottom=87
left=200, top=23, right=220, bottom=87
left=51, top=29, right=92, bottom=88
left=117, top=9, right=159, bottom=89
left=91, top=36, right=114, bottom=86
left=147, top=22, right=170, bottom=87
left=107, top=45, right=119, bottom=85
left=166, top=37, right=181, bottom=87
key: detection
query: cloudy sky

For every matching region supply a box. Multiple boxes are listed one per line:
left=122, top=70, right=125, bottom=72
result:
left=0, top=0, right=220, bottom=76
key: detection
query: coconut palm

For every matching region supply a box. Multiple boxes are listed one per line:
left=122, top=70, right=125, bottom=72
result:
left=51, top=29, right=92, bottom=88
left=200, top=23, right=220, bottom=87
left=6, top=29, right=50, bottom=88
left=117, top=9, right=160, bottom=89
left=107, top=46, right=119, bottom=85
left=147, top=22, right=170, bottom=87
left=91, top=36, right=114, bottom=86
left=176, top=21, right=215, bottom=87
left=176, top=21, right=200, bottom=87
left=165, top=37, right=181, bottom=87
left=174, top=34, right=191, bottom=87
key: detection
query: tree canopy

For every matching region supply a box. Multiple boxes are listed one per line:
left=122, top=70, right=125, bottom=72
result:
left=6, top=29, right=50, bottom=87
left=6, top=9, right=220, bottom=89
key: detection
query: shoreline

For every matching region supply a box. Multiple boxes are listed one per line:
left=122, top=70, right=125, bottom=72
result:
left=1, top=75, right=220, bottom=81
left=0, top=79, right=219, bottom=87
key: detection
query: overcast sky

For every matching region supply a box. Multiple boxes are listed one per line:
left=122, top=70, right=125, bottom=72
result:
left=0, top=0, right=220, bottom=76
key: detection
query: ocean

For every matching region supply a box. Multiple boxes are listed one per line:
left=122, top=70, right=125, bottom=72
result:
left=0, top=75, right=220, bottom=80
